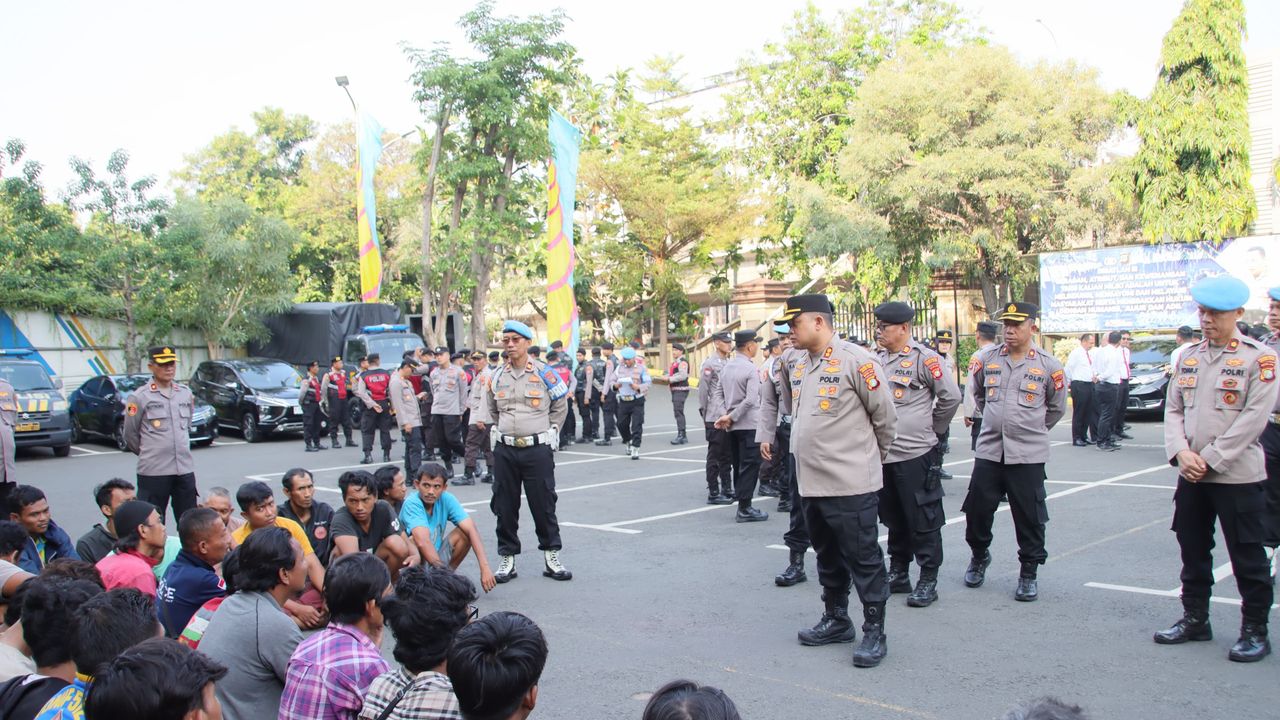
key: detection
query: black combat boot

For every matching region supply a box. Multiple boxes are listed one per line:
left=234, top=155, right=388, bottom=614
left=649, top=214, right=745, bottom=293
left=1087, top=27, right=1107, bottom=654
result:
left=886, top=561, right=912, bottom=594
left=852, top=603, right=888, bottom=668
left=345, top=437, right=357, bottom=447
left=669, top=432, right=686, bottom=445
left=1228, top=623, right=1271, bottom=663
left=798, top=596, right=856, bottom=646
left=963, top=550, right=991, bottom=588
left=361, top=451, right=373, bottom=464
left=1154, top=607, right=1212, bottom=645
left=775, top=550, right=807, bottom=587
left=382, top=450, right=392, bottom=462
left=777, top=497, right=792, bottom=513
left=305, top=441, right=316, bottom=452
left=1014, top=562, right=1039, bottom=602
left=907, top=568, right=939, bottom=608
left=759, top=482, right=780, bottom=498
left=330, top=438, right=341, bottom=449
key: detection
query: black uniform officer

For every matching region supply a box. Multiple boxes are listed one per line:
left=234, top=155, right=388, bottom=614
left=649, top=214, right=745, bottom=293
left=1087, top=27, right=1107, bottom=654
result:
left=355, top=352, right=395, bottom=464
left=595, top=342, right=620, bottom=445
left=300, top=361, right=326, bottom=452
left=320, top=356, right=356, bottom=448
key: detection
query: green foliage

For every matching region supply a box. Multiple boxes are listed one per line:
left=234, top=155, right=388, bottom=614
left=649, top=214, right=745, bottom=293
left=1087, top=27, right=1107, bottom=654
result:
left=1128, top=0, right=1254, bottom=242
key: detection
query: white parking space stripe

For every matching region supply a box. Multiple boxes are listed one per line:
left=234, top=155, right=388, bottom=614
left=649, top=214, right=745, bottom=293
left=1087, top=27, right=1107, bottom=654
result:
left=1085, top=582, right=1278, bottom=610
left=70, top=445, right=112, bottom=456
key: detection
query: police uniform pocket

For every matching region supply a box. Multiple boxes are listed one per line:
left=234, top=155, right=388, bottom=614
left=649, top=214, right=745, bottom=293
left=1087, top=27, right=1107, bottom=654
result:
left=1232, top=483, right=1266, bottom=543
left=145, top=404, right=170, bottom=431
left=913, top=486, right=946, bottom=532
left=1034, top=482, right=1050, bottom=524
left=1213, top=376, right=1245, bottom=411
left=524, top=387, right=545, bottom=410
left=1016, top=380, right=1044, bottom=408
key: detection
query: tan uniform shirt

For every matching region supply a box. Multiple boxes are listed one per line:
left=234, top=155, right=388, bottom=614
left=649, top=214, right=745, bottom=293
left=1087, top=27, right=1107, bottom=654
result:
left=756, top=349, right=804, bottom=445
left=0, top=379, right=16, bottom=484
left=712, top=353, right=761, bottom=430
left=790, top=340, right=898, bottom=497
left=605, top=361, right=650, bottom=399
left=961, top=347, right=991, bottom=419
left=430, top=365, right=468, bottom=416
left=124, top=381, right=196, bottom=476
left=486, top=359, right=569, bottom=437
left=969, top=343, right=1067, bottom=465
left=1164, top=333, right=1279, bottom=484
left=697, top=354, right=729, bottom=420
left=468, top=367, right=495, bottom=425
left=389, top=374, right=423, bottom=429
left=876, top=341, right=962, bottom=464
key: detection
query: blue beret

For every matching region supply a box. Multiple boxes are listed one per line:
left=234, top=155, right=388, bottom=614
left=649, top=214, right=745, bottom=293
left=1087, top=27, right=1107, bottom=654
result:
left=1190, top=275, right=1250, bottom=311
left=1269, top=286, right=1280, bottom=302
left=772, top=323, right=791, bottom=335
left=620, top=347, right=637, bottom=360
left=502, top=320, right=534, bottom=340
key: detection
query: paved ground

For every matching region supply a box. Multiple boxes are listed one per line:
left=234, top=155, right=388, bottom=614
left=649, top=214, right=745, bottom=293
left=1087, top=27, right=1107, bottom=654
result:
left=13, top=392, right=1280, bottom=719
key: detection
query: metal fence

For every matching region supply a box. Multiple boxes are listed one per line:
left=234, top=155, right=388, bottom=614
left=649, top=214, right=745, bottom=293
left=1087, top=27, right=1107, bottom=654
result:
left=834, top=301, right=940, bottom=345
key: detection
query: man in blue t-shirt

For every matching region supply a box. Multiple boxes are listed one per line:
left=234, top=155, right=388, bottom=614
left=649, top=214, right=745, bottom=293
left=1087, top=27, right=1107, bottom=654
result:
left=400, top=463, right=496, bottom=592
left=157, top=507, right=231, bottom=636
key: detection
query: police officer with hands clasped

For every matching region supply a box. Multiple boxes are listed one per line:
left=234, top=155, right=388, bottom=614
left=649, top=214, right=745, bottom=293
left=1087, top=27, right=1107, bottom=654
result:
left=123, top=345, right=198, bottom=523
left=355, top=353, right=395, bottom=464
left=1155, top=275, right=1278, bottom=663
left=873, top=302, right=961, bottom=608
left=486, top=320, right=572, bottom=584
left=699, top=331, right=735, bottom=503
left=961, top=302, right=1066, bottom=602
left=780, top=294, right=897, bottom=669
left=714, top=330, right=768, bottom=522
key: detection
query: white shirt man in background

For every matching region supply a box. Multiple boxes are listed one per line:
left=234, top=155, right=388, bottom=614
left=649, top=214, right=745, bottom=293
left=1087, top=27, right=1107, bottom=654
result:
left=1093, top=331, right=1125, bottom=452
left=1065, top=334, right=1097, bottom=447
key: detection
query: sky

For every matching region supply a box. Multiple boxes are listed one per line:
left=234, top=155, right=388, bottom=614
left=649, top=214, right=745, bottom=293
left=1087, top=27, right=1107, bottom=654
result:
left=3, top=0, right=1278, bottom=195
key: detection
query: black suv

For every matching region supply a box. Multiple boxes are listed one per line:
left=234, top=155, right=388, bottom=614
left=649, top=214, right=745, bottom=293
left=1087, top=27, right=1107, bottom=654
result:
left=1124, top=335, right=1178, bottom=417
left=69, top=374, right=218, bottom=450
left=191, top=358, right=304, bottom=442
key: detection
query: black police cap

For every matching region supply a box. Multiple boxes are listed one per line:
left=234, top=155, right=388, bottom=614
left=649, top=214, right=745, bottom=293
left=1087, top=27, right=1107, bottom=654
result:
left=734, top=330, right=763, bottom=346
left=936, top=329, right=954, bottom=341
left=873, top=302, right=913, bottom=325
left=976, top=321, right=1001, bottom=336
left=711, top=332, right=732, bottom=343
left=996, top=302, right=1039, bottom=323
left=779, top=294, right=834, bottom=321
left=148, top=345, right=178, bottom=364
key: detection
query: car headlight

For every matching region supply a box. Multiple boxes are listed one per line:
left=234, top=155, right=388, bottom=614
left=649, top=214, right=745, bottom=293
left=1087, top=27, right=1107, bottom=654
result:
left=1131, top=373, right=1164, bottom=387
left=257, top=396, right=292, bottom=408
left=193, top=407, right=213, bottom=422
left=52, top=400, right=68, bottom=412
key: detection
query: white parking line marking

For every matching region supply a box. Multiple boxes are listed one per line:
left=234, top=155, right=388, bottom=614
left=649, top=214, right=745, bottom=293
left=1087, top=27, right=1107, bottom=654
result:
left=1084, top=583, right=1278, bottom=609
left=70, top=445, right=111, bottom=456
left=559, top=522, right=643, bottom=535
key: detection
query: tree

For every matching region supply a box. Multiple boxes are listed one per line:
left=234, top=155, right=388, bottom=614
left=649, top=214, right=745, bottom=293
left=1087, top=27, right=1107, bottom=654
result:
left=1129, top=0, right=1254, bottom=242
left=65, top=150, right=169, bottom=373
left=580, top=59, right=752, bottom=366
left=835, top=44, right=1121, bottom=312
left=159, top=197, right=297, bottom=356
left=0, top=140, right=104, bottom=314
left=174, top=107, right=315, bottom=214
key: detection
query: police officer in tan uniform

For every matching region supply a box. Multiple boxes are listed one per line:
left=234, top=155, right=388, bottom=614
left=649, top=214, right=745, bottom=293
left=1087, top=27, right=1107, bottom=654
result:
left=698, top=332, right=735, bottom=502
left=873, top=302, right=961, bottom=608
left=431, top=353, right=469, bottom=477
left=1155, top=276, right=1279, bottom=663
left=390, top=359, right=425, bottom=481
left=961, top=302, right=1066, bottom=602
left=759, top=324, right=810, bottom=586
left=713, top=330, right=767, bottom=522
left=463, top=351, right=495, bottom=485
left=781, top=294, right=897, bottom=669
left=0, top=377, right=17, bottom=502
left=123, top=345, right=198, bottom=523
left=486, top=320, right=571, bottom=584
left=962, top=321, right=1000, bottom=450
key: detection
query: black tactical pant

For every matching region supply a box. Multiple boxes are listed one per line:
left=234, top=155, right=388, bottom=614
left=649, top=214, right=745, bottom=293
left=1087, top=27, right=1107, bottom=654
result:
left=464, top=424, right=494, bottom=473
left=704, top=422, right=733, bottom=496
left=1095, top=382, right=1119, bottom=445
left=1069, top=380, right=1095, bottom=443
left=880, top=452, right=945, bottom=571
left=963, top=459, right=1049, bottom=566
left=491, top=443, right=562, bottom=556
left=137, top=472, right=198, bottom=525
left=778, top=423, right=811, bottom=553
left=1112, top=379, right=1130, bottom=434
left=575, top=392, right=590, bottom=438
left=602, top=392, right=618, bottom=439
left=325, top=394, right=353, bottom=442
left=302, top=403, right=323, bottom=447
left=583, top=393, right=601, bottom=439
left=1263, top=423, right=1280, bottom=547
left=419, top=397, right=435, bottom=456
left=433, top=414, right=466, bottom=465
left=729, top=429, right=761, bottom=510
left=1172, top=477, right=1274, bottom=624
left=803, top=492, right=889, bottom=607
left=360, top=401, right=394, bottom=452
left=671, top=388, right=689, bottom=435
left=401, top=423, right=423, bottom=480
left=770, top=420, right=792, bottom=502
left=617, top=396, right=645, bottom=447
left=560, top=402, right=576, bottom=448
left=968, top=416, right=982, bottom=451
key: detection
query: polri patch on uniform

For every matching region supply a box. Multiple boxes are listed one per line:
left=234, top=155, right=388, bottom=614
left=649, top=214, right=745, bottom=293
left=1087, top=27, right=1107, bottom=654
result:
left=1051, top=370, right=1065, bottom=391
left=1028, top=367, right=1044, bottom=376
left=127, top=403, right=138, bottom=416
left=968, top=358, right=982, bottom=374
left=1024, top=393, right=1035, bottom=403
left=1223, top=391, right=1239, bottom=405
left=857, top=363, right=879, bottom=390
left=1259, top=354, right=1277, bottom=383
left=1226, top=358, right=1245, bottom=367
left=924, top=356, right=942, bottom=379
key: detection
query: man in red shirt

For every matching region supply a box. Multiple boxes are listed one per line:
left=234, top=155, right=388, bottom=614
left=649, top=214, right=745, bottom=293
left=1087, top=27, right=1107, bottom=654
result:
left=95, top=500, right=166, bottom=596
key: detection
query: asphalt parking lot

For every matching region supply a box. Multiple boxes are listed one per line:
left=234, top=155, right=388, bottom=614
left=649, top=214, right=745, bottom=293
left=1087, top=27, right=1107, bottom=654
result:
left=12, top=392, right=1280, bottom=719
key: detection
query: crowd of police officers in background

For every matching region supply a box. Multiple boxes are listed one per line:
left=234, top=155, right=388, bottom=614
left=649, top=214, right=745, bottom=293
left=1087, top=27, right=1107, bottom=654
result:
left=0, top=277, right=1277, bottom=672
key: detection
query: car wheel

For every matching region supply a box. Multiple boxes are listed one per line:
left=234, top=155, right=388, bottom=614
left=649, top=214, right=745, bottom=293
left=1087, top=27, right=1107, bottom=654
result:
left=115, top=420, right=129, bottom=451
left=53, top=444, right=72, bottom=458
left=241, top=412, right=261, bottom=443
left=71, top=416, right=84, bottom=444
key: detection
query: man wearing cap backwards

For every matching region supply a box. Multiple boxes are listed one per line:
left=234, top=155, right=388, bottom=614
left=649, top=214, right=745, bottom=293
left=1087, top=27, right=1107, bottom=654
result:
left=668, top=344, right=692, bottom=445
left=430, top=351, right=471, bottom=478
left=698, top=332, right=736, bottom=503
left=124, top=345, right=199, bottom=523
left=606, top=347, right=652, bottom=460
left=780, top=294, right=896, bottom=668
left=962, top=321, right=1001, bottom=451
left=321, top=356, right=357, bottom=449
left=1263, top=287, right=1280, bottom=584
left=713, top=331, right=769, bottom=523
left=486, top=320, right=572, bottom=583
left=1154, top=276, right=1279, bottom=663
left=759, top=322, right=812, bottom=586
left=873, top=302, right=961, bottom=608
left=355, top=353, right=396, bottom=464
left=961, top=302, right=1066, bottom=603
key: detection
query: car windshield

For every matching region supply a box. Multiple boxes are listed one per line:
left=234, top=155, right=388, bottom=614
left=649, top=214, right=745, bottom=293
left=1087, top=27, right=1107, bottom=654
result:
left=116, top=375, right=151, bottom=393
left=0, top=364, right=55, bottom=391
left=1128, top=339, right=1178, bottom=370
left=367, top=336, right=425, bottom=365
left=236, top=363, right=302, bottom=390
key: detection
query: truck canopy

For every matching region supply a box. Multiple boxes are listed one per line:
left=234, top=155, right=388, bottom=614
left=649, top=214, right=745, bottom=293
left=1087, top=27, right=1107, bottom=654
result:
left=249, top=302, right=403, bottom=366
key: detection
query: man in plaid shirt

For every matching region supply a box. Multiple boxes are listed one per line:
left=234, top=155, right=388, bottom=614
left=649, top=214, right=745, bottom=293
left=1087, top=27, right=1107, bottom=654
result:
left=280, top=553, right=393, bottom=720
left=359, top=566, right=478, bottom=719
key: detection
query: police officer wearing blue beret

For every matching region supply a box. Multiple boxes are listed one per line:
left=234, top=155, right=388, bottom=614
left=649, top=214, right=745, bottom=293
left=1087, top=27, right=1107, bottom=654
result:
left=1156, top=276, right=1279, bottom=662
